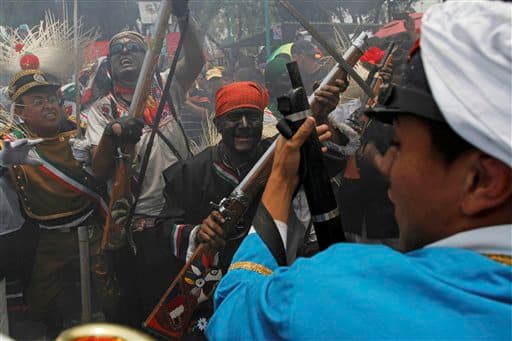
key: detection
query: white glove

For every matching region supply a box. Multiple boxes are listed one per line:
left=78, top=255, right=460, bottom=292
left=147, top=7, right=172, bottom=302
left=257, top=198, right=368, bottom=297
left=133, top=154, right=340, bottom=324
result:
left=0, top=138, right=43, bottom=167
left=69, top=138, right=91, bottom=164
left=111, top=194, right=136, bottom=226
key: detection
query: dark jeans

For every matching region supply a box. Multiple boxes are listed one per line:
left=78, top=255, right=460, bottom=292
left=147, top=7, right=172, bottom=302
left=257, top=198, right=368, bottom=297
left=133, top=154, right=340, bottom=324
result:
left=0, top=220, right=39, bottom=295
left=112, top=226, right=182, bottom=330
left=25, top=224, right=118, bottom=326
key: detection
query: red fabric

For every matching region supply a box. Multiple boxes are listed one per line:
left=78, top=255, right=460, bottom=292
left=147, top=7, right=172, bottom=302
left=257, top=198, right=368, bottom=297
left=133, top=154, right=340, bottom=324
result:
left=20, top=54, right=40, bottom=70
left=215, top=81, right=269, bottom=117
left=83, top=41, right=110, bottom=65
left=361, top=46, right=385, bottom=65
left=15, top=43, right=24, bottom=53
left=82, top=33, right=181, bottom=65
left=408, top=38, right=421, bottom=62
left=374, top=13, right=423, bottom=38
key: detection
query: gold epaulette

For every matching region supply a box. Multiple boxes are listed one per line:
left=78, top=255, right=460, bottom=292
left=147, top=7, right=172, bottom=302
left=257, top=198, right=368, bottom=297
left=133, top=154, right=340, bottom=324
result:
left=229, top=261, right=273, bottom=276
left=67, top=114, right=87, bottom=130
left=483, top=254, right=512, bottom=266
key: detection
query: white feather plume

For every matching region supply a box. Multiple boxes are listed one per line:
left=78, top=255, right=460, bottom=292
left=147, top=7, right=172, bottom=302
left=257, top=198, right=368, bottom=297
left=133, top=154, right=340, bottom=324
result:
left=0, top=12, right=98, bottom=82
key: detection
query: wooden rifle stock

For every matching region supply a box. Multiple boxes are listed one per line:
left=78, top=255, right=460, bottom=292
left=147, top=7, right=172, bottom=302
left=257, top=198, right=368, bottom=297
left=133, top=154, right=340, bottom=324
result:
left=100, top=149, right=129, bottom=250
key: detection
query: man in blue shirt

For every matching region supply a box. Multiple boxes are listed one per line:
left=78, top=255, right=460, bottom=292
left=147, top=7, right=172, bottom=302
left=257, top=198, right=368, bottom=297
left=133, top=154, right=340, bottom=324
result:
left=207, top=2, right=512, bottom=339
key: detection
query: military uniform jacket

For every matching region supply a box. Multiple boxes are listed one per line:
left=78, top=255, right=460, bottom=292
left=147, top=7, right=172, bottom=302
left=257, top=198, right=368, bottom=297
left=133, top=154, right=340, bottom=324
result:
left=4, top=119, right=104, bottom=225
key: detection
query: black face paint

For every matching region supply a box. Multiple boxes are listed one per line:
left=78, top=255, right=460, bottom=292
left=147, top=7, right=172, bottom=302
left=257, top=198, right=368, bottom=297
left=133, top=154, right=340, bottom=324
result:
left=215, top=108, right=263, bottom=154
left=109, top=37, right=146, bottom=85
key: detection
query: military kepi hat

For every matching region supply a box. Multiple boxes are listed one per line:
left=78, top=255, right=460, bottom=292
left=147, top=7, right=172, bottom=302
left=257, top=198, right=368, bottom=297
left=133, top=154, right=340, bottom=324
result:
left=8, top=69, right=61, bottom=102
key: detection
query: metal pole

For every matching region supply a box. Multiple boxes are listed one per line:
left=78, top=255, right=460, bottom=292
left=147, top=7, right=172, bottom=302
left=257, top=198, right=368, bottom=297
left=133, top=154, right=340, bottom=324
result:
left=77, top=226, right=92, bottom=323
left=387, top=0, right=392, bottom=22
left=74, top=0, right=91, bottom=323
left=264, top=0, right=271, bottom=61
left=74, top=0, right=82, bottom=138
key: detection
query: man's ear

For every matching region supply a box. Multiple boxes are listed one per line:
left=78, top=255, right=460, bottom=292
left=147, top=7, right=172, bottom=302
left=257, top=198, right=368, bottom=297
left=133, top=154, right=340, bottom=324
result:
left=13, top=102, right=24, bottom=118
left=461, top=152, right=512, bottom=215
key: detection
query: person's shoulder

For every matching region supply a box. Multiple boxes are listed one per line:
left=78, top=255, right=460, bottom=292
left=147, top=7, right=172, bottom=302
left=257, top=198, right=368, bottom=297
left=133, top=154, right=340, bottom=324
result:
left=182, top=146, right=215, bottom=166
left=300, top=243, right=404, bottom=273
left=88, top=94, right=114, bottom=118
left=163, top=146, right=215, bottom=184
left=279, top=243, right=425, bottom=299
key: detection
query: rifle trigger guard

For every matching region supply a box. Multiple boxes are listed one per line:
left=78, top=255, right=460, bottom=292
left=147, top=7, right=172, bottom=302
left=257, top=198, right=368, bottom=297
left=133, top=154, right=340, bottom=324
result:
left=209, top=201, right=221, bottom=211
left=115, top=147, right=131, bottom=160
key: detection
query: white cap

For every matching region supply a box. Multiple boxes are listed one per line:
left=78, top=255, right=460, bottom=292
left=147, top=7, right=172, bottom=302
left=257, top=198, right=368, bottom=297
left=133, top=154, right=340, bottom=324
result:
left=421, top=1, right=512, bottom=166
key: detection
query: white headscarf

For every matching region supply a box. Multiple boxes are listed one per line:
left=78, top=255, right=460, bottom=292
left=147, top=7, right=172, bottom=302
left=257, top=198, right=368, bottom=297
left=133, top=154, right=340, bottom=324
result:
left=421, top=1, right=512, bottom=166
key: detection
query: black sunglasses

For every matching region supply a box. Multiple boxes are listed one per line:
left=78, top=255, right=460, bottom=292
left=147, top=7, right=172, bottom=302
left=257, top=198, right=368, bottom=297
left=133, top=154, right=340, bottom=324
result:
left=109, top=42, right=145, bottom=56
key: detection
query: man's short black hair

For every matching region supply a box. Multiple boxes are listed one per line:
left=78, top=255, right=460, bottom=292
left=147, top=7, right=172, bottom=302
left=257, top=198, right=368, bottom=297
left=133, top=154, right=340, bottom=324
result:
left=426, top=119, right=474, bottom=164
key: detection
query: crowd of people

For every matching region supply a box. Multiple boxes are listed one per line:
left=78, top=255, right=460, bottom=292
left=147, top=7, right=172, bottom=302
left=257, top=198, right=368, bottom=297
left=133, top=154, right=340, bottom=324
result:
left=0, top=0, right=510, bottom=340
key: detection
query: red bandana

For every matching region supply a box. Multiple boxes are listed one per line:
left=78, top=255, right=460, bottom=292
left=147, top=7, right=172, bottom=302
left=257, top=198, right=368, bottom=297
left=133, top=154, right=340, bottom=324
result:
left=215, top=81, right=269, bottom=117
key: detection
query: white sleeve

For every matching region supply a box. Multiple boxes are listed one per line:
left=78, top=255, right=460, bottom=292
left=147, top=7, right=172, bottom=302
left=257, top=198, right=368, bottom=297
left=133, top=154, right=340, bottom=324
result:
left=84, top=104, right=112, bottom=147
left=248, top=220, right=288, bottom=252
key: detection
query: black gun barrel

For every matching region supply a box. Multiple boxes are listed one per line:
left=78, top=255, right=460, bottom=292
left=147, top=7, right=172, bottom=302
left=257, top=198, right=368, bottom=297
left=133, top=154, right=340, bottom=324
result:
left=280, top=62, right=346, bottom=250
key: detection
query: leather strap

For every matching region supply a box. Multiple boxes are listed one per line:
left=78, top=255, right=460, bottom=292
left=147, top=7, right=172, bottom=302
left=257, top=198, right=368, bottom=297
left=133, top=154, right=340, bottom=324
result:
left=252, top=203, right=287, bottom=266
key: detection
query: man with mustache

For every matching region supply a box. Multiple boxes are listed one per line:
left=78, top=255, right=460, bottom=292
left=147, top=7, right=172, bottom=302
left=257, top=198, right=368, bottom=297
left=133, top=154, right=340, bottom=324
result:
left=207, top=2, right=511, bottom=339
left=85, top=3, right=204, bottom=326
left=0, top=69, right=115, bottom=337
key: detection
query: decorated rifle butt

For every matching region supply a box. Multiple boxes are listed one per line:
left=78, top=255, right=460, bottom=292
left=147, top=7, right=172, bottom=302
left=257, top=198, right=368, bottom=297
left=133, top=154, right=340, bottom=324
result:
left=144, top=243, right=221, bottom=339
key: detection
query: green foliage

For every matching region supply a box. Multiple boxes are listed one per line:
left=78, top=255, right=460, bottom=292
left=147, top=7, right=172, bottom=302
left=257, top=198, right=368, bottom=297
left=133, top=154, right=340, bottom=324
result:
left=0, top=0, right=139, bottom=40
left=0, top=0, right=419, bottom=45
left=190, top=0, right=280, bottom=45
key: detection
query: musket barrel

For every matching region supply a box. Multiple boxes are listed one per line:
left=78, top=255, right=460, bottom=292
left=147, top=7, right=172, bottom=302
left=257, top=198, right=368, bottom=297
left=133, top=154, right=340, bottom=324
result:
left=130, top=0, right=172, bottom=118
left=307, top=32, right=369, bottom=104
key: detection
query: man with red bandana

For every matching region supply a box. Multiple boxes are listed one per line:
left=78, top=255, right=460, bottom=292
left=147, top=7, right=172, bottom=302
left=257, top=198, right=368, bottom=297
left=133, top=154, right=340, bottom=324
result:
left=160, top=80, right=343, bottom=336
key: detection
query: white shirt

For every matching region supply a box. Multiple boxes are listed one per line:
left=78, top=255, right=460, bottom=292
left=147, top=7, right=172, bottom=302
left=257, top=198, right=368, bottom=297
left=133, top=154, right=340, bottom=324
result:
left=426, top=224, right=512, bottom=256
left=85, top=75, right=189, bottom=217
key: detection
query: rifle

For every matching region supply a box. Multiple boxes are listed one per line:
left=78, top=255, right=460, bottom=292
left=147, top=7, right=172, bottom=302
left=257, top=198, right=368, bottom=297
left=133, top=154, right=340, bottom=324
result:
left=342, top=42, right=398, bottom=179
left=144, top=143, right=274, bottom=339
left=278, top=61, right=346, bottom=250
left=144, top=32, right=368, bottom=339
left=277, top=0, right=371, bottom=100
left=101, top=0, right=175, bottom=252
left=367, top=42, right=398, bottom=107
